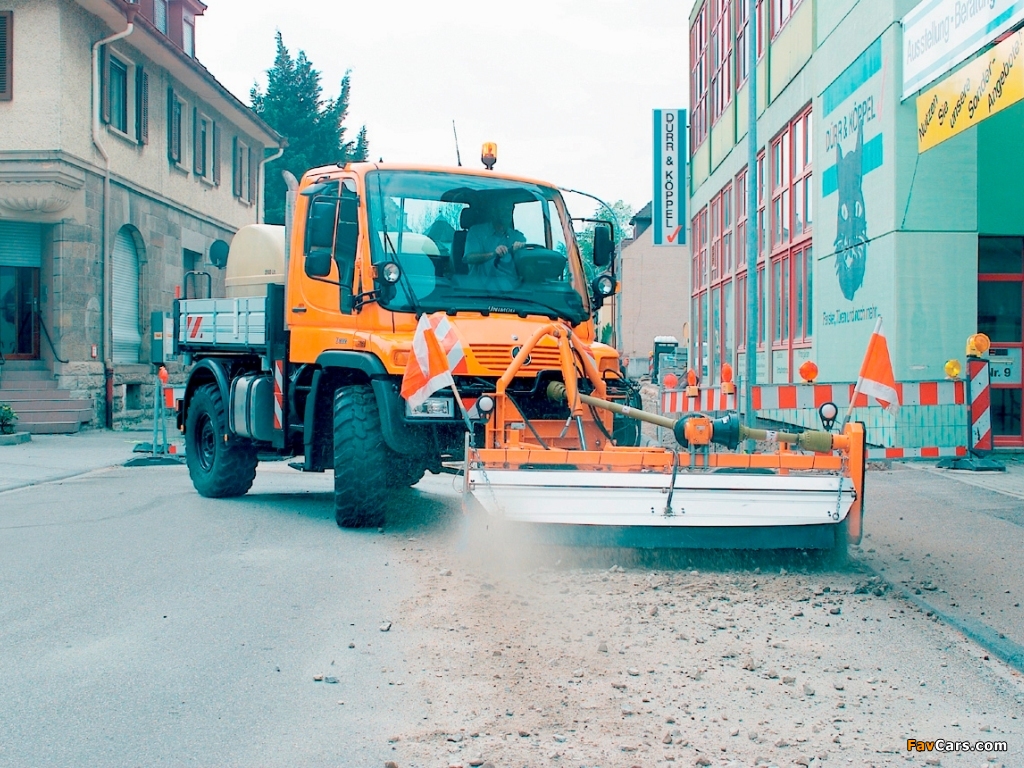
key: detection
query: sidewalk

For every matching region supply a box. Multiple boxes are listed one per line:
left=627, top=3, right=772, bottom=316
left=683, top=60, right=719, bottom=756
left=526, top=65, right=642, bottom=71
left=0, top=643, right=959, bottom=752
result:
left=909, top=451, right=1024, bottom=499
left=859, top=457, right=1024, bottom=672
left=0, top=430, right=155, bottom=492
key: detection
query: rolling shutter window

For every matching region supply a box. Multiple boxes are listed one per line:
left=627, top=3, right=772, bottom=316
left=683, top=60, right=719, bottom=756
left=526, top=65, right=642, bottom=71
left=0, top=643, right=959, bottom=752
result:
left=154, top=0, right=168, bottom=34
left=112, top=227, right=141, bottom=364
left=0, top=11, right=12, bottom=101
left=212, top=122, right=221, bottom=186
left=0, top=222, right=42, bottom=268
left=136, top=67, right=149, bottom=144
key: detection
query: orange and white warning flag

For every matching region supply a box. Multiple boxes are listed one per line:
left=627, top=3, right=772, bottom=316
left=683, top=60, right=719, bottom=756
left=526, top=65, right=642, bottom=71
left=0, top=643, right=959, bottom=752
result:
left=401, top=313, right=467, bottom=409
left=856, top=317, right=900, bottom=414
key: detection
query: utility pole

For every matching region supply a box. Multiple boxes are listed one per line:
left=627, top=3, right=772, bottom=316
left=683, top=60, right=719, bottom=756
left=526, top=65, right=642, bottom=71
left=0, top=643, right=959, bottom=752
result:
left=744, top=0, right=759, bottom=430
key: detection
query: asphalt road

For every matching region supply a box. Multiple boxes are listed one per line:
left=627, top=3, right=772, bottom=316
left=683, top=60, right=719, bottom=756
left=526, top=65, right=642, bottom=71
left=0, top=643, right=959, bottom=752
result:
left=0, top=462, right=450, bottom=768
left=2, top=450, right=1023, bottom=767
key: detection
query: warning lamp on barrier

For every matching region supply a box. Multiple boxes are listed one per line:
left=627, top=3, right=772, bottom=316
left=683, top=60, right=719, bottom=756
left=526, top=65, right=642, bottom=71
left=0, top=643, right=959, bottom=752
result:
left=720, top=363, right=736, bottom=395
left=944, top=359, right=962, bottom=379
left=662, top=372, right=679, bottom=389
left=966, top=333, right=991, bottom=358
left=685, top=369, right=699, bottom=398
left=799, top=360, right=819, bottom=384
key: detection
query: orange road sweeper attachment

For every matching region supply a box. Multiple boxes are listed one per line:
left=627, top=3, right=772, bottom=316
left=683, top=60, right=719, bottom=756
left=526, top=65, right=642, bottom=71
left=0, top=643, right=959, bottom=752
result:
left=462, top=322, right=865, bottom=551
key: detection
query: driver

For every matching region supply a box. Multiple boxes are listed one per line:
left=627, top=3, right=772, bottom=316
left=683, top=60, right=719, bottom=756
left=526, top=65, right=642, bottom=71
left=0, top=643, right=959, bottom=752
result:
left=463, top=199, right=526, bottom=290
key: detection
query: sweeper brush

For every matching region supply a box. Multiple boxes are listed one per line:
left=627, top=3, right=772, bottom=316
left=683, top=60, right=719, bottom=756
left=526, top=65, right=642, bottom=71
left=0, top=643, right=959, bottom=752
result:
left=461, top=322, right=865, bottom=552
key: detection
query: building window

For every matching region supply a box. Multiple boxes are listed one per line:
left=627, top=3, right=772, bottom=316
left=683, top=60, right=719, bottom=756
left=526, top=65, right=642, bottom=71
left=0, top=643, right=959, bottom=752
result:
left=233, top=137, right=253, bottom=203
left=690, top=3, right=709, bottom=152
left=167, top=87, right=186, bottom=166
left=736, top=162, right=769, bottom=355
left=771, top=0, right=803, bottom=38
left=757, top=150, right=766, bottom=257
left=109, top=57, right=129, bottom=133
left=183, top=19, right=195, bottom=57
left=768, top=105, right=813, bottom=379
left=691, top=207, right=709, bottom=378
left=710, top=0, right=732, bottom=125
left=194, top=110, right=208, bottom=177
left=735, top=0, right=765, bottom=86
left=706, top=183, right=735, bottom=379
left=154, top=0, right=168, bottom=34
left=0, top=11, right=12, bottom=101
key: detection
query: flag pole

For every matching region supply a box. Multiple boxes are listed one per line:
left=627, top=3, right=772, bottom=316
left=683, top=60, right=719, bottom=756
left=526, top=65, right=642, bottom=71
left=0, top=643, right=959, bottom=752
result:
left=841, top=315, right=883, bottom=430
left=449, top=382, right=475, bottom=436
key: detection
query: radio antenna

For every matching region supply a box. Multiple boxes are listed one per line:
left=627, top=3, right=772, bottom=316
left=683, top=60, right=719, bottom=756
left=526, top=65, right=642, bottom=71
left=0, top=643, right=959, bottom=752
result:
left=452, top=120, right=463, bottom=167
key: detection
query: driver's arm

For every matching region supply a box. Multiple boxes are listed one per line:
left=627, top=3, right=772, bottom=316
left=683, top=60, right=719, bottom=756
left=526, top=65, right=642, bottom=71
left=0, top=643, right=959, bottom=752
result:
left=463, top=226, right=496, bottom=265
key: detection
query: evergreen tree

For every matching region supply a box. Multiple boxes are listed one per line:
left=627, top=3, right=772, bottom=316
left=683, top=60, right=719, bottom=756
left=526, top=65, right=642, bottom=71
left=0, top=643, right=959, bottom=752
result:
left=251, top=32, right=368, bottom=225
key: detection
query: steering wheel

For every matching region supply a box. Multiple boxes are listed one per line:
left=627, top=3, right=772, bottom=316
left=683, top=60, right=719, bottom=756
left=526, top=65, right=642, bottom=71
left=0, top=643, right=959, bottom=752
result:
left=512, top=244, right=567, bottom=282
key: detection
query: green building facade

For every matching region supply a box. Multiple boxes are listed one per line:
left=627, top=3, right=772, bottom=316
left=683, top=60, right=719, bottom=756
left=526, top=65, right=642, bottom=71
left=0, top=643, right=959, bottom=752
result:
left=688, top=0, right=1024, bottom=446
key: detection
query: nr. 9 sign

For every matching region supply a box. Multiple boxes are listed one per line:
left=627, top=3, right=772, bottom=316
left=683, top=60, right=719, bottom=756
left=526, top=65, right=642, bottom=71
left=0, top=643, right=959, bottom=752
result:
left=988, top=348, right=1022, bottom=385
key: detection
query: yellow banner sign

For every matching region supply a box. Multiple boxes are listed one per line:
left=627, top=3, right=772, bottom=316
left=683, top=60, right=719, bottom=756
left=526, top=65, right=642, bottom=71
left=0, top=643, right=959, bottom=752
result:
left=917, top=30, right=1024, bottom=153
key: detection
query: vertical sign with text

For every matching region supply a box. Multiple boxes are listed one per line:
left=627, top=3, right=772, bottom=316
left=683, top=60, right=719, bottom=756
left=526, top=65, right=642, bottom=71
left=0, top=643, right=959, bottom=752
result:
left=653, top=109, right=687, bottom=246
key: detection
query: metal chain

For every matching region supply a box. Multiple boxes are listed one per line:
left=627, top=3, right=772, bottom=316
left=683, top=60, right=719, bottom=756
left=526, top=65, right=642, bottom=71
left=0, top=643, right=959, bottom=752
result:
left=833, top=455, right=848, bottom=522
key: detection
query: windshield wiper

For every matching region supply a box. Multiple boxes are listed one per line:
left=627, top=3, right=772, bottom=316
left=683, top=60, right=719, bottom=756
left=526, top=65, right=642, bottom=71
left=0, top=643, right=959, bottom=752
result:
left=450, top=293, right=584, bottom=325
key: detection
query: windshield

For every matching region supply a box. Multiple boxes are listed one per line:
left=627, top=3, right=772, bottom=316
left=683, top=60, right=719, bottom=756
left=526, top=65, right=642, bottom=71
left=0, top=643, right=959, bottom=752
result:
left=366, top=170, right=589, bottom=323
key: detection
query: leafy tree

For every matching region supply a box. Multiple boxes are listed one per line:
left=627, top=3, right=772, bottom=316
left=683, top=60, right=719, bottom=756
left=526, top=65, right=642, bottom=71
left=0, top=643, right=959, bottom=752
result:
left=575, top=200, right=635, bottom=282
left=251, top=32, right=368, bottom=225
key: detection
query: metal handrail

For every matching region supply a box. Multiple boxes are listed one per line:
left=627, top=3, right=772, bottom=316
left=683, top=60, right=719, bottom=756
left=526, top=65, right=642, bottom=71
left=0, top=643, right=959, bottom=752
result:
left=33, top=300, right=69, bottom=364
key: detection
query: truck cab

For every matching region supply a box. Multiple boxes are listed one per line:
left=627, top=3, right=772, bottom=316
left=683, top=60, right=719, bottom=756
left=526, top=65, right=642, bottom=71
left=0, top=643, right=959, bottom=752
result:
left=176, top=160, right=634, bottom=527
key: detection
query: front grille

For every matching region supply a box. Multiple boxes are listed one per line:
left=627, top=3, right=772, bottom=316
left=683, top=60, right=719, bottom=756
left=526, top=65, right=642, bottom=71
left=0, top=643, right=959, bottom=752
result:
left=471, top=344, right=562, bottom=372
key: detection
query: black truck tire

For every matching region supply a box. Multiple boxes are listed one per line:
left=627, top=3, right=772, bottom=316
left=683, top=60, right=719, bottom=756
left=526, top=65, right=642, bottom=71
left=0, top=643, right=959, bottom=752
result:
left=332, top=384, right=388, bottom=528
left=386, top=451, right=426, bottom=488
left=186, top=383, right=258, bottom=498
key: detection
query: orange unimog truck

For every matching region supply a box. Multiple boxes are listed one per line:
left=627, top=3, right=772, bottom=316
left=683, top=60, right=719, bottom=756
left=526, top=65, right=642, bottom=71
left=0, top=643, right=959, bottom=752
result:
left=174, top=150, right=635, bottom=527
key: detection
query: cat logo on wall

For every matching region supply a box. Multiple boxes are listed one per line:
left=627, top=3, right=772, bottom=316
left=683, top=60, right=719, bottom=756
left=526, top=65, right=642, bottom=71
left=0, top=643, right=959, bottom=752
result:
left=833, top=126, right=868, bottom=301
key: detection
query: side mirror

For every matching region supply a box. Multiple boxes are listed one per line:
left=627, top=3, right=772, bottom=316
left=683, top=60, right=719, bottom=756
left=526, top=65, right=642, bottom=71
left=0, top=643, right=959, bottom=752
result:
left=304, top=250, right=333, bottom=278
left=593, top=222, right=614, bottom=267
left=306, top=200, right=338, bottom=250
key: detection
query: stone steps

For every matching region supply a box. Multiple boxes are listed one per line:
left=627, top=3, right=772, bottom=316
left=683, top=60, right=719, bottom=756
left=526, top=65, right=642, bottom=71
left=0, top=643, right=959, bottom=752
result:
left=0, top=363, right=92, bottom=434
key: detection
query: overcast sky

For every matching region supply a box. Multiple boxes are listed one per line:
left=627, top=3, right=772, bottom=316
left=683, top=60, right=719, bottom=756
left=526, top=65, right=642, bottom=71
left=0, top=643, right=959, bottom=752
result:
left=197, top=0, right=690, bottom=218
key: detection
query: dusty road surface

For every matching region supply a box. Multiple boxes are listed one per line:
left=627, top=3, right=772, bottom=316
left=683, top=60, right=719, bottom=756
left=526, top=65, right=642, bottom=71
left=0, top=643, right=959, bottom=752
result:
left=2, top=456, right=1022, bottom=767
left=385, top=475, right=1023, bottom=768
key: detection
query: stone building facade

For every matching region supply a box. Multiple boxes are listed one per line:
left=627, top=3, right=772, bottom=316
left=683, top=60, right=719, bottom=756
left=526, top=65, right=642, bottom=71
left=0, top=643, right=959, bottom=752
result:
left=0, top=0, right=280, bottom=430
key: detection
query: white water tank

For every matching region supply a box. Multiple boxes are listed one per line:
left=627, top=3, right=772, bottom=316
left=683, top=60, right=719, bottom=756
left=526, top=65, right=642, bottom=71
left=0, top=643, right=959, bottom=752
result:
left=224, top=225, right=286, bottom=298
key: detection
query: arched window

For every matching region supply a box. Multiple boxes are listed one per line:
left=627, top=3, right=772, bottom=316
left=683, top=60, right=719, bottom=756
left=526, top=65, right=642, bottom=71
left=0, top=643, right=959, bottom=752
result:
left=112, top=226, right=142, bottom=364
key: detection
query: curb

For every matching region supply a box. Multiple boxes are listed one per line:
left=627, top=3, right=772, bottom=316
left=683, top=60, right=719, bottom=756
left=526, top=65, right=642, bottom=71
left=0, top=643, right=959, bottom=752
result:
left=860, top=561, right=1024, bottom=675
left=0, top=432, right=31, bottom=446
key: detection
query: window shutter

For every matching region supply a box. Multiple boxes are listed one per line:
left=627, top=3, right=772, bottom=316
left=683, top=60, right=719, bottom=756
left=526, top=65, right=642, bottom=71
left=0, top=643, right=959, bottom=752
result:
left=100, top=45, right=111, bottom=123
left=136, top=67, right=149, bottom=144
left=0, top=11, right=12, bottom=101
left=166, top=87, right=176, bottom=162
left=248, top=145, right=257, bottom=205
left=212, top=122, right=221, bottom=185
left=192, top=107, right=200, bottom=175
left=232, top=136, right=240, bottom=197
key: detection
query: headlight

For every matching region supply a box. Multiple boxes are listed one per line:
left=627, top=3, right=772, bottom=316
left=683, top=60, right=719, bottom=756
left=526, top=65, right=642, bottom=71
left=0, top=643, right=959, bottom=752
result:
left=380, top=262, right=401, bottom=284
